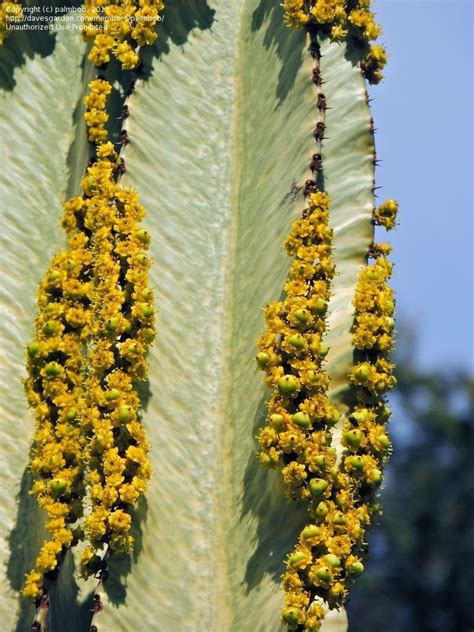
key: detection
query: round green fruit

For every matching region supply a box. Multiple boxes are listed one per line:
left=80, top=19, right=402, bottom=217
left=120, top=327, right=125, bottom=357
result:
left=118, top=405, right=134, bottom=423
left=282, top=608, right=301, bottom=626
left=269, top=414, right=285, bottom=431
left=44, top=362, right=63, bottom=377
left=314, top=566, right=331, bottom=583
left=292, top=412, right=311, bottom=429
left=278, top=375, right=299, bottom=395
left=27, top=342, right=40, bottom=358
left=50, top=478, right=68, bottom=498
left=256, top=352, right=270, bottom=369
left=319, top=342, right=329, bottom=357
left=315, top=501, right=328, bottom=518
left=312, top=298, right=328, bottom=316
left=343, top=429, right=362, bottom=449
left=287, top=334, right=305, bottom=350
left=136, top=229, right=151, bottom=245
left=293, top=309, right=310, bottom=326
left=349, top=561, right=365, bottom=576
left=309, top=478, right=328, bottom=497
left=323, top=554, right=341, bottom=568
left=347, top=456, right=365, bottom=471
left=288, top=552, right=306, bottom=568
left=354, top=364, right=370, bottom=382
left=43, top=320, right=57, bottom=337
left=105, top=389, right=121, bottom=402
left=301, top=525, right=320, bottom=540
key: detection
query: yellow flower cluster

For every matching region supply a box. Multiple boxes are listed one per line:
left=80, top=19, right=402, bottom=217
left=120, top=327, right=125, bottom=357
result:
left=83, top=0, right=165, bottom=70
left=281, top=0, right=387, bottom=84
left=256, top=190, right=339, bottom=510
left=24, top=26, right=158, bottom=597
left=0, top=1, right=22, bottom=45
left=22, top=179, right=95, bottom=600
left=277, top=226, right=397, bottom=630
left=372, top=197, right=398, bottom=231
left=272, top=255, right=396, bottom=630
left=84, top=78, right=112, bottom=144
left=77, top=142, right=154, bottom=573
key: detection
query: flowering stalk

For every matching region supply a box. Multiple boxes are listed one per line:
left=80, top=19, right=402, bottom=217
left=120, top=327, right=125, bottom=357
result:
left=22, top=1, right=164, bottom=625
left=82, top=0, right=165, bottom=70
left=22, top=175, right=95, bottom=603
left=256, top=34, right=344, bottom=630
left=282, top=0, right=387, bottom=84
left=79, top=141, right=154, bottom=573
left=278, top=210, right=398, bottom=630
left=256, top=6, right=396, bottom=631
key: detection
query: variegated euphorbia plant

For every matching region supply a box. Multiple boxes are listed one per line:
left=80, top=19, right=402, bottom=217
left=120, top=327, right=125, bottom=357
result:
left=0, top=1, right=397, bottom=630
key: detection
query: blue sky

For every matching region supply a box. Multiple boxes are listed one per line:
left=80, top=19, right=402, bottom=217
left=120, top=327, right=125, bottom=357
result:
left=370, top=0, right=473, bottom=373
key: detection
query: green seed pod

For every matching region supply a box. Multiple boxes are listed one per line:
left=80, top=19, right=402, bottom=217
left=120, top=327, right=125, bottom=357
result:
left=106, top=317, right=120, bottom=332
left=47, top=270, right=61, bottom=284
left=140, top=288, right=153, bottom=302
left=134, top=254, right=149, bottom=266
left=319, top=342, right=329, bottom=357
left=269, top=414, right=285, bottom=431
left=288, top=551, right=307, bottom=569
left=256, top=352, right=270, bottom=369
left=42, top=320, right=57, bottom=337
left=354, top=364, right=370, bottom=382
left=294, top=308, right=310, bottom=326
left=309, top=478, right=328, bottom=497
left=314, top=566, right=331, bottom=583
left=315, top=501, right=329, bottom=518
left=105, top=389, right=121, bottom=402
left=259, top=452, right=274, bottom=467
left=383, top=299, right=395, bottom=314
left=27, top=341, right=40, bottom=358
left=370, top=468, right=383, bottom=485
left=135, top=229, right=151, bottom=245
left=282, top=608, right=301, bottom=626
left=301, top=525, right=320, bottom=540
left=44, top=361, right=63, bottom=377
left=139, top=303, right=154, bottom=318
left=82, top=175, right=97, bottom=196
left=292, top=412, right=311, bottom=429
left=323, top=553, right=341, bottom=568
left=50, top=478, right=68, bottom=498
left=312, top=298, right=328, bottom=316
left=377, top=433, right=391, bottom=449
left=343, top=429, right=362, bottom=449
left=278, top=374, right=299, bottom=395
left=331, top=512, right=348, bottom=526
left=349, top=561, right=365, bottom=577
left=313, top=455, right=325, bottom=468
left=143, top=327, right=155, bottom=343
left=347, top=455, right=365, bottom=471
left=379, top=405, right=392, bottom=421
left=351, top=409, right=369, bottom=423
left=66, top=407, right=77, bottom=421
left=118, top=405, right=135, bottom=423
left=62, top=258, right=76, bottom=272
left=287, top=334, right=305, bottom=350
left=366, top=268, right=380, bottom=281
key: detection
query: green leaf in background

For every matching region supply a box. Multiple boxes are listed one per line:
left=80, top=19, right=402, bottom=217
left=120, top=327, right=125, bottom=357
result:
left=0, top=1, right=376, bottom=630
